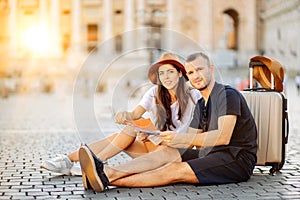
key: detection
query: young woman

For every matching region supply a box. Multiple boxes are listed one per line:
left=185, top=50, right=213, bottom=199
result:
left=40, top=53, right=201, bottom=175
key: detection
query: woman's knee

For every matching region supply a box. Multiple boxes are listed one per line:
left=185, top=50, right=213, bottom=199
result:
left=122, top=125, right=137, bottom=137
left=155, top=146, right=182, bottom=162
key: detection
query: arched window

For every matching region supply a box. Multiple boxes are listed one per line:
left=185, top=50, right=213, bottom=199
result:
left=223, top=9, right=239, bottom=50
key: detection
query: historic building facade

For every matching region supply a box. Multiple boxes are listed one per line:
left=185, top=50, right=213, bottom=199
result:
left=261, top=0, right=300, bottom=72
left=0, top=0, right=299, bottom=80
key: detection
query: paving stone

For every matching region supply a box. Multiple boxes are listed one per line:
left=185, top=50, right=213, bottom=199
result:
left=59, top=195, right=85, bottom=199
left=256, top=197, right=281, bottom=200
left=10, top=196, right=34, bottom=200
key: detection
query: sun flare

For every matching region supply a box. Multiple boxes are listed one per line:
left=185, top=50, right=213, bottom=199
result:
left=21, top=25, right=53, bottom=56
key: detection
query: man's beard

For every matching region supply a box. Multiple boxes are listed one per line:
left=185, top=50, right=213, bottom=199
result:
left=197, top=77, right=211, bottom=91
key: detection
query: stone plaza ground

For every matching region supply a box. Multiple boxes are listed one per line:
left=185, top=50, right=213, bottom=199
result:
left=0, top=76, right=300, bottom=199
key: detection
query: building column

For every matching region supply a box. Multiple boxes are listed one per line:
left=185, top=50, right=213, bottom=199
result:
left=166, top=0, right=174, bottom=50
left=136, top=0, right=147, bottom=56
left=198, top=0, right=212, bottom=51
left=72, top=0, right=81, bottom=51
left=103, top=0, right=113, bottom=54
left=68, top=0, right=84, bottom=67
left=8, top=0, right=17, bottom=58
left=50, top=0, right=61, bottom=57
left=103, top=0, right=112, bottom=40
left=39, top=0, right=47, bottom=25
left=123, top=0, right=134, bottom=52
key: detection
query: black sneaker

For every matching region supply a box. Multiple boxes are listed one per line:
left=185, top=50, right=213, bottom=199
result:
left=79, top=144, right=109, bottom=192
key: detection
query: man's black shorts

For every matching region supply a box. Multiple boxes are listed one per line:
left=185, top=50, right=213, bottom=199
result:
left=178, top=148, right=256, bottom=185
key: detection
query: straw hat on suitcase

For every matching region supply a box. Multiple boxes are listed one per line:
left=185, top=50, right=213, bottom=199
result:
left=250, top=56, right=285, bottom=92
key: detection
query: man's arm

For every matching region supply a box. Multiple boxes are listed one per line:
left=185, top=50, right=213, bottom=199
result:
left=160, top=115, right=237, bottom=148
left=193, top=115, right=237, bottom=147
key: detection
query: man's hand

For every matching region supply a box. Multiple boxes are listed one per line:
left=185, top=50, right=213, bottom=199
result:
left=160, top=131, right=195, bottom=148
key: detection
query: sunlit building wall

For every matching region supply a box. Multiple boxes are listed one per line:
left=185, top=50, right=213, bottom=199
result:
left=1, top=0, right=263, bottom=67
left=261, top=0, right=300, bottom=72
left=0, top=0, right=299, bottom=94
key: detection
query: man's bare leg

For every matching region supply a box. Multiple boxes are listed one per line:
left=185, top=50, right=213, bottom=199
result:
left=110, top=162, right=199, bottom=187
left=104, top=146, right=182, bottom=182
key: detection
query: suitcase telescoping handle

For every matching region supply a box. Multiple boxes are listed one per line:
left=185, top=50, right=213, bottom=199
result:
left=249, top=61, right=275, bottom=90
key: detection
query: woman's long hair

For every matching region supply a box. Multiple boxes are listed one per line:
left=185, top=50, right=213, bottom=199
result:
left=155, top=65, right=191, bottom=131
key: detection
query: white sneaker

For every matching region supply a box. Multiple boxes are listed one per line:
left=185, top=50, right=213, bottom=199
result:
left=40, top=154, right=73, bottom=175
left=70, top=162, right=82, bottom=176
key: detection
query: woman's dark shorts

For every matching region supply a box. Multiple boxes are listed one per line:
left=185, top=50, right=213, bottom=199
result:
left=178, top=148, right=256, bottom=185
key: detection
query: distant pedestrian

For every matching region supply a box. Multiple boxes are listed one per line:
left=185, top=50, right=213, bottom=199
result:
left=295, top=73, right=300, bottom=95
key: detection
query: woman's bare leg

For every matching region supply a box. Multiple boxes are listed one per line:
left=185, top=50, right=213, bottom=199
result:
left=68, top=133, right=118, bottom=162
left=68, top=125, right=150, bottom=162
left=123, top=140, right=156, bottom=158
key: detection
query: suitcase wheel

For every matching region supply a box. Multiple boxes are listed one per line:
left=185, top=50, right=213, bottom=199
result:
left=270, top=161, right=284, bottom=175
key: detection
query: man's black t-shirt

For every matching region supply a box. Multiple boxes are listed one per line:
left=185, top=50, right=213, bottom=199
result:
left=190, top=82, right=257, bottom=158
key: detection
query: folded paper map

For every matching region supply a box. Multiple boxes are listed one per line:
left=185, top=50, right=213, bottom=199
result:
left=125, top=118, right=163, bottom=145
left=125, top=118, right=160, bottom=135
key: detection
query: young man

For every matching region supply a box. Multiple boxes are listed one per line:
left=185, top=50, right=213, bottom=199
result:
left=79, top=52, right=258, bottom=192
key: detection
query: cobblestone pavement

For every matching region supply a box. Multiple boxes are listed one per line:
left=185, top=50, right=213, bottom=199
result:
left=0, top=77, right=300, bottom=199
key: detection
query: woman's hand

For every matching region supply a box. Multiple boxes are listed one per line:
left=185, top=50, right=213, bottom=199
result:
left=114, top=111, right=129, bottom=124
left=137, top=132, right=149, bottom=142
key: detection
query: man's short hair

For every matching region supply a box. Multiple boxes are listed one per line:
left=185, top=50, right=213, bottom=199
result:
left=186, top=52, right=211, bottom=66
